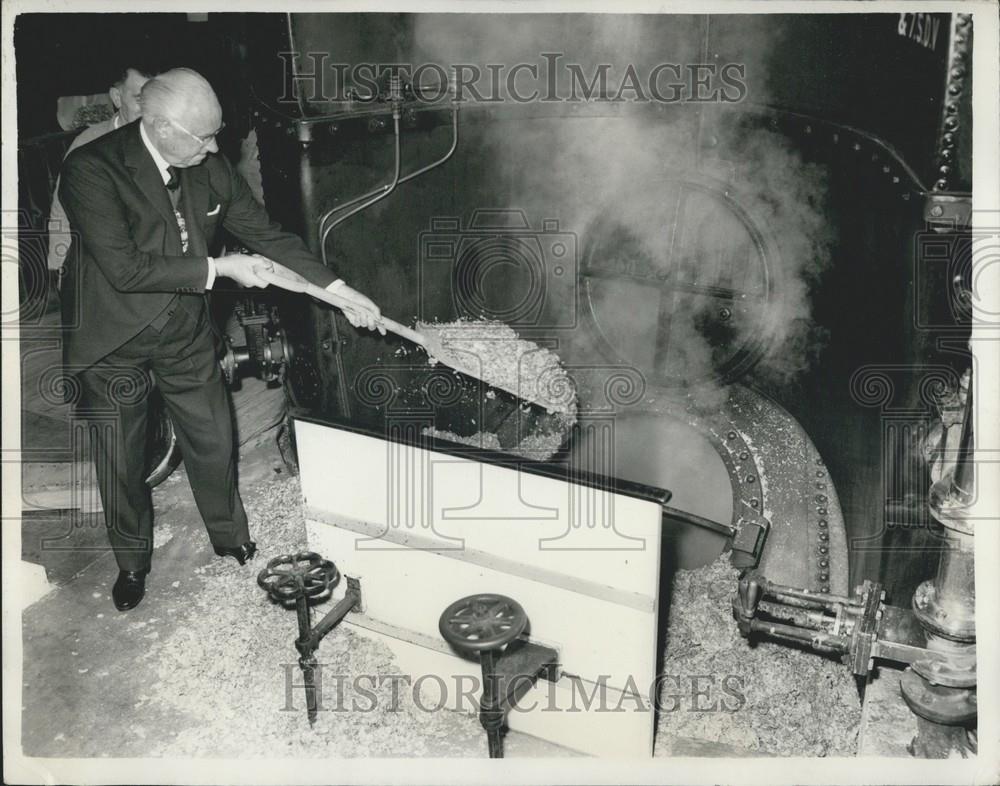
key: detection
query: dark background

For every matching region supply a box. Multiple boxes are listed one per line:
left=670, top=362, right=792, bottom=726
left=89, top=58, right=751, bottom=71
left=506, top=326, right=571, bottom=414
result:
left=13, top=12, right=269, bottom=139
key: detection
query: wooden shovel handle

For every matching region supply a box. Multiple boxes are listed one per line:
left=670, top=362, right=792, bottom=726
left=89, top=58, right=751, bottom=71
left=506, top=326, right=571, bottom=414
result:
left=259, top=269, right=427, bottom=347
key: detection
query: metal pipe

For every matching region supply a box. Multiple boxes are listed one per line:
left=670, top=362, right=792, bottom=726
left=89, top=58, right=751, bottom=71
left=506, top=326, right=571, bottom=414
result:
left=309, top=589, right=361, bottom=646
left=747, top=618, right=850, bottom=653
left=918, top=366, right=977, bottom=642
left=394, top=104, right=460, bottom=185
left=294, top=595, right=312, bottom=641
left=479, top=650, right=504, bottom=758
left=952, top=382, right=974, bottom=502
left=912, top=522, right=976, bottom=642
left=321, top=111, right=402, bottom=267
left=318, top=120, right=402, bottom=256
left=318, top=104, right=459, bottom=265
left=291, top=589, right=360, bottom=725
left=284, top=13, right=307, bottom=119
left=763, top=581, right=862, bottom=611
left=292, top=594, right=320, bottom=725
left=903, top=363, right=977, bottom=727
left=300, top=652, right=320, bottom=726
left=662, top=504, right=734, bottom=537
left=316, top=102, right=459, bottom=234
left=757, top=601, right=841, bottom=633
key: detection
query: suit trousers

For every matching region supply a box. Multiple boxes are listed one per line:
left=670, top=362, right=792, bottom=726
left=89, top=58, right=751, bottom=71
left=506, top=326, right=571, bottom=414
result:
left=76, top=297, right=249, bottom=572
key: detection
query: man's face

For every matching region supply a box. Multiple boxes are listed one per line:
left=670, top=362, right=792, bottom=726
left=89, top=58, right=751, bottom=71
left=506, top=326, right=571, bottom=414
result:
left=154, top=100, right=224, bottom=168
left=110, top=70, right=149, bottom=124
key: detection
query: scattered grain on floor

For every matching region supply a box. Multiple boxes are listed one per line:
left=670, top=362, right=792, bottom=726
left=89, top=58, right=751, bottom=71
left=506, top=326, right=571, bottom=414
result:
left=144, top=477, right=485, bottom=757
left=143, top=478, right=859, bottom=758
left=655, top=555, right=861, bottom=756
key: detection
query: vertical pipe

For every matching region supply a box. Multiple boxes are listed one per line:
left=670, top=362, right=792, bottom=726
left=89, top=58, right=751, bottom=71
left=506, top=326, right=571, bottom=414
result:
left=479, top=650, right=504, bottom=758
left=904, top=362, right=976, bottom=730
left=951, top=382, right=974, bottom=501
left=300, top=653, right=320, bottom=726
left=918, top=367, right=976, bottom=642
left=295, top=594, right=312, bottom=640
left=294, top=595, right=319, bottom=725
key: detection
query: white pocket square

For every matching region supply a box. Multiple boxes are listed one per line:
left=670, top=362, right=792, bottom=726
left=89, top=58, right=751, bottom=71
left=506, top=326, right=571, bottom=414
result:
left=206, top=204, right=221, bottom=216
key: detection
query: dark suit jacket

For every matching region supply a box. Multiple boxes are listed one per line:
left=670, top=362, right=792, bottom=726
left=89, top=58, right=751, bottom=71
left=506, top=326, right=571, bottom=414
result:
left=59, top=120, right=336, bottom=372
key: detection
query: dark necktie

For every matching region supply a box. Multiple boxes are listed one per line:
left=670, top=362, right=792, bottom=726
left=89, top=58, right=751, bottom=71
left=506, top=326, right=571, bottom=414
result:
left=165, top=166, right=181, bottom=208
left=165, top=166, right=188, bottom=253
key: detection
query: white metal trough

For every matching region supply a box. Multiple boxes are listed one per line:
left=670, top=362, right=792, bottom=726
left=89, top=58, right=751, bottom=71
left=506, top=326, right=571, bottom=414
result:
left=294, top=415, right=668, bottom=757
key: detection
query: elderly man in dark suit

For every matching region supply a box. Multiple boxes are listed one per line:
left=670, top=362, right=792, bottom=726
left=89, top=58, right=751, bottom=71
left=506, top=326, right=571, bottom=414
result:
left=60, top=68, right=382, bottom=611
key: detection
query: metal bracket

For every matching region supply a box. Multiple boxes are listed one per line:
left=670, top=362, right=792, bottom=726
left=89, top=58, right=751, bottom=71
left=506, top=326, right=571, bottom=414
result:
left=729, top=517, right=770, bottom=569
left=924, top=192, right=971, bottom=231
left=345, top=575, right=364, bottom=614
left=495, top=639, right=560, bottom=715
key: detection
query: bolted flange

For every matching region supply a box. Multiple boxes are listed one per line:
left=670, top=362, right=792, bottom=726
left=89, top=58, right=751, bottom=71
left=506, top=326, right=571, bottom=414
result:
left=900, top=667, right=976, bottom=726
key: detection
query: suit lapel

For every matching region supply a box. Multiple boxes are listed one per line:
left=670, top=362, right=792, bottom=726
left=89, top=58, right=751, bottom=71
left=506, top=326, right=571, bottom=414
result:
left=179, top=165, right=209, bottom=258
left=122, top=123, right=177, bottom=230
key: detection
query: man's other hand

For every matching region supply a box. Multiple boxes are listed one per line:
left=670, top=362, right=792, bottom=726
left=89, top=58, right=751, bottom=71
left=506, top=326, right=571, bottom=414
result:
left=214, top=254, right=274, bottom=288
left=337, top=285, right=386, bottom=335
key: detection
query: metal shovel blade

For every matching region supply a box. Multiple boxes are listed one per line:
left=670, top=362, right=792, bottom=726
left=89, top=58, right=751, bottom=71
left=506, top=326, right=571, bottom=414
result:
left=416, top=320, right=576, bottom=414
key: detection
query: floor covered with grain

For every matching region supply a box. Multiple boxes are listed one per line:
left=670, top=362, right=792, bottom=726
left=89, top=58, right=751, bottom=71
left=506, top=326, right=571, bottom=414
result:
left=20, top=426, right=871, bottom=760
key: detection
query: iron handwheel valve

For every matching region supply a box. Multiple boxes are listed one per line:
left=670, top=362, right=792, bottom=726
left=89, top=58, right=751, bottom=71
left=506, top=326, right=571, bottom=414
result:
left=440, top=594, right=528, bottom=652
left=259, top=552, right=361, bottom=726
left=439, top=594, right=557, bottom=758
left=258, top=552, right=340, bottom=603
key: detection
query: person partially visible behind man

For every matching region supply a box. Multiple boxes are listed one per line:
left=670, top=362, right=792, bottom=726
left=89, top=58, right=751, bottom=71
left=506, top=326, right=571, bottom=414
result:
left=47, top=66, right=153, bottom=277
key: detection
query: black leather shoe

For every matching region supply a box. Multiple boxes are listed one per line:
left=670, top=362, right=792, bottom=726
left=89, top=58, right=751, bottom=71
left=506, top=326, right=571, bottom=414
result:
left=112, top=570, right=148, bottom=611
left=213, top=541, right=257, bottom=565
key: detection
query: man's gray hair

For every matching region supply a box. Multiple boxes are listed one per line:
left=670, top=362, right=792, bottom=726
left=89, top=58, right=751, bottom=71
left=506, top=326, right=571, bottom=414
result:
left=139, top=68, right=217, bottom=119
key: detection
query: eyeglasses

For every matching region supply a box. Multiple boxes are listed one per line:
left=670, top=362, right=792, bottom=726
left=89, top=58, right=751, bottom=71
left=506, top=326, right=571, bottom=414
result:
left=169, top=117, right=226, bottom=147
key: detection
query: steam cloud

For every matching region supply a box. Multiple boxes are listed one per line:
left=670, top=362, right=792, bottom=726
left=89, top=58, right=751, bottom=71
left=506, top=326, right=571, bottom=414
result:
left=410, top=14, right=833, bottom=404
left=508, top=115, right=832, bottom=403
